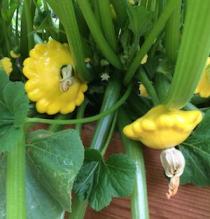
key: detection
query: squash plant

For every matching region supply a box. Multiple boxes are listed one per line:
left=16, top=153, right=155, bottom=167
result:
left=1, top=0, right=210, bottom=219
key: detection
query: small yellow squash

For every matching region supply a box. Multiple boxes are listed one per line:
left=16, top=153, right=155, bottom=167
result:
left=23, top=40, right=87, bottom=115
left=123, top=105, right=202, bottom=149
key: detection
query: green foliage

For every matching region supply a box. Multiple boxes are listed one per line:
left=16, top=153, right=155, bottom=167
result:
left=180, top=110, right=210, bottom=186
left=0, top=155, right=65, bottom=219
left=0, top=0, right=19, bottom=23
left=0, top=70, right=29, bottom=151
left=27, top=129, right=84, bottom=212
left=74, top=149, right=136, bottom=211
left=127, top=5, right=153, bottom=37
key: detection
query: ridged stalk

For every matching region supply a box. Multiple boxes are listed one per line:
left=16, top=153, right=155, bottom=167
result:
left=165, top=0, right=210, bottom=109
left=97, top=0, right=117, bottom=51
left=45, top=0, right=93, bottom=81
left=118, top=109, right=149, bottom=219
left=77, top=0, right=122, bottom=69
left=6, top=132, right=26, bottom=219
left=165, top=0, right=182, bottom=62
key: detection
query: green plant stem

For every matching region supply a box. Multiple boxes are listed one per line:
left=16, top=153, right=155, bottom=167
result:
left=118, top=109, right=149, bottom=219
left=75, top=100, right=88, bottom=133
left=165, top=0, right=210, bottom=109
left=124, top=0, right=180, bottom=85
left=6, top=131, right=26, bottom=219
left=91, top=77, right=121, bottom=151
left=26, top=84, right=131, bottom=125
left=48, top=114, right=68, bottom=132
left=15, top=7, right=20, bottom=42
left=45, top=0, right=92, bottom=81
left=23, top=0, right=34, bottom=50
left=2, top=21, right=10, bottom=55
left=165, top=0, right=181, bottom=62
left=137, top=68, right=159, bottom=105
left=97, top=0, right=117, bottom=51
left=101, top=112, right=118, bottom=155
left=69, top=198, right=88, bottom=219
left=77, top=0, right=122, bottom=69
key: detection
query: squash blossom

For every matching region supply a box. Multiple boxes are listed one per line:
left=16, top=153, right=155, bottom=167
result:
left=123, top=105, right=202, bottom=149
left=0, top=57, right=12, bottom=75
left=195, top=57, right=210, bottom=97
left=23, top=40, right=88, bottom=115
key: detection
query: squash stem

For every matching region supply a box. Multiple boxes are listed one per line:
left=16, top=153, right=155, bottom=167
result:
left=23, top=0, right=34, bottom=50
left=118, top=109, right=149, bottom=219
left=165, top=0, right=210, bottom=109
left=164, top=0, right=182, bottom=63
left=97, top=0, right=117, bottom=51
left=6, top=130, right=26, bottom=219
left=77, top=0, right=122, bottom=69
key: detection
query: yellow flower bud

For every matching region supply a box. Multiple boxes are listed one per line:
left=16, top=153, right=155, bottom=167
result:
left=0, top=57, right=12, bottom=75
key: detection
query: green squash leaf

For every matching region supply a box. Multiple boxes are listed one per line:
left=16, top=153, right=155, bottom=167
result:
left=0, top=155, right=64, bottom=219
left=127, top=5, right=153, bottom=36
left=0, top=70, right=29, bottom=151
left=180, top=110, right=210, bottom=186
left=74, top=149, right=136, bottom=211
left=28, top=129, right=84, bottom=212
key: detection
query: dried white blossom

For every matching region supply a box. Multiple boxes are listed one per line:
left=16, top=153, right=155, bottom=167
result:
left=160, top=147, right=185, bottom=199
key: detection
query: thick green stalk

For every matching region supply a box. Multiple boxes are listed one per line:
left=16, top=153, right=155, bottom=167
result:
left=77, top=0, right=122, bottom=69
left=23, top=0, right=34, bottom=50
left=118, top=109, right=149, bottom=219
left=6, top=131, right=26, bottom=219
left=97, top=0, right=117, bottom=51
left=165, top=0, right=210, bottom=109
left=137, top=68, right=160, bottom=105
left=45, top=0, right=93, bottom=81
left=26, top=84, right=131, bottom=125
left=20, top=0, right=35, bottom=57
left=70, top=198, right=88, bottom=219
left=91, top=77, right=121, bottom=151
left=165, top=0, right=181, bottom=62
left=124, top=0, right=180, bottom=85
left=2, top=21, right=10, bottom=55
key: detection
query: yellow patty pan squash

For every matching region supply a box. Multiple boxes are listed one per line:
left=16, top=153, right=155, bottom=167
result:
left=0, top=57, right=12, bottom=75
left=123, top=105, right=202, bottom=149
left=195, top=57, right=210, bottom=98
left=23, top=40, right=88, bottom=115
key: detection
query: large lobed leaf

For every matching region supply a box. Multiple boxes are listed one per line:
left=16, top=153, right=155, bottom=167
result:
left=180, top=110, right=210, bottom=186
left=74, top=149, right=136, bottom=211
left=0, top=70, right=29, bottom=151
left=27, top=129, right=84, bottom=212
